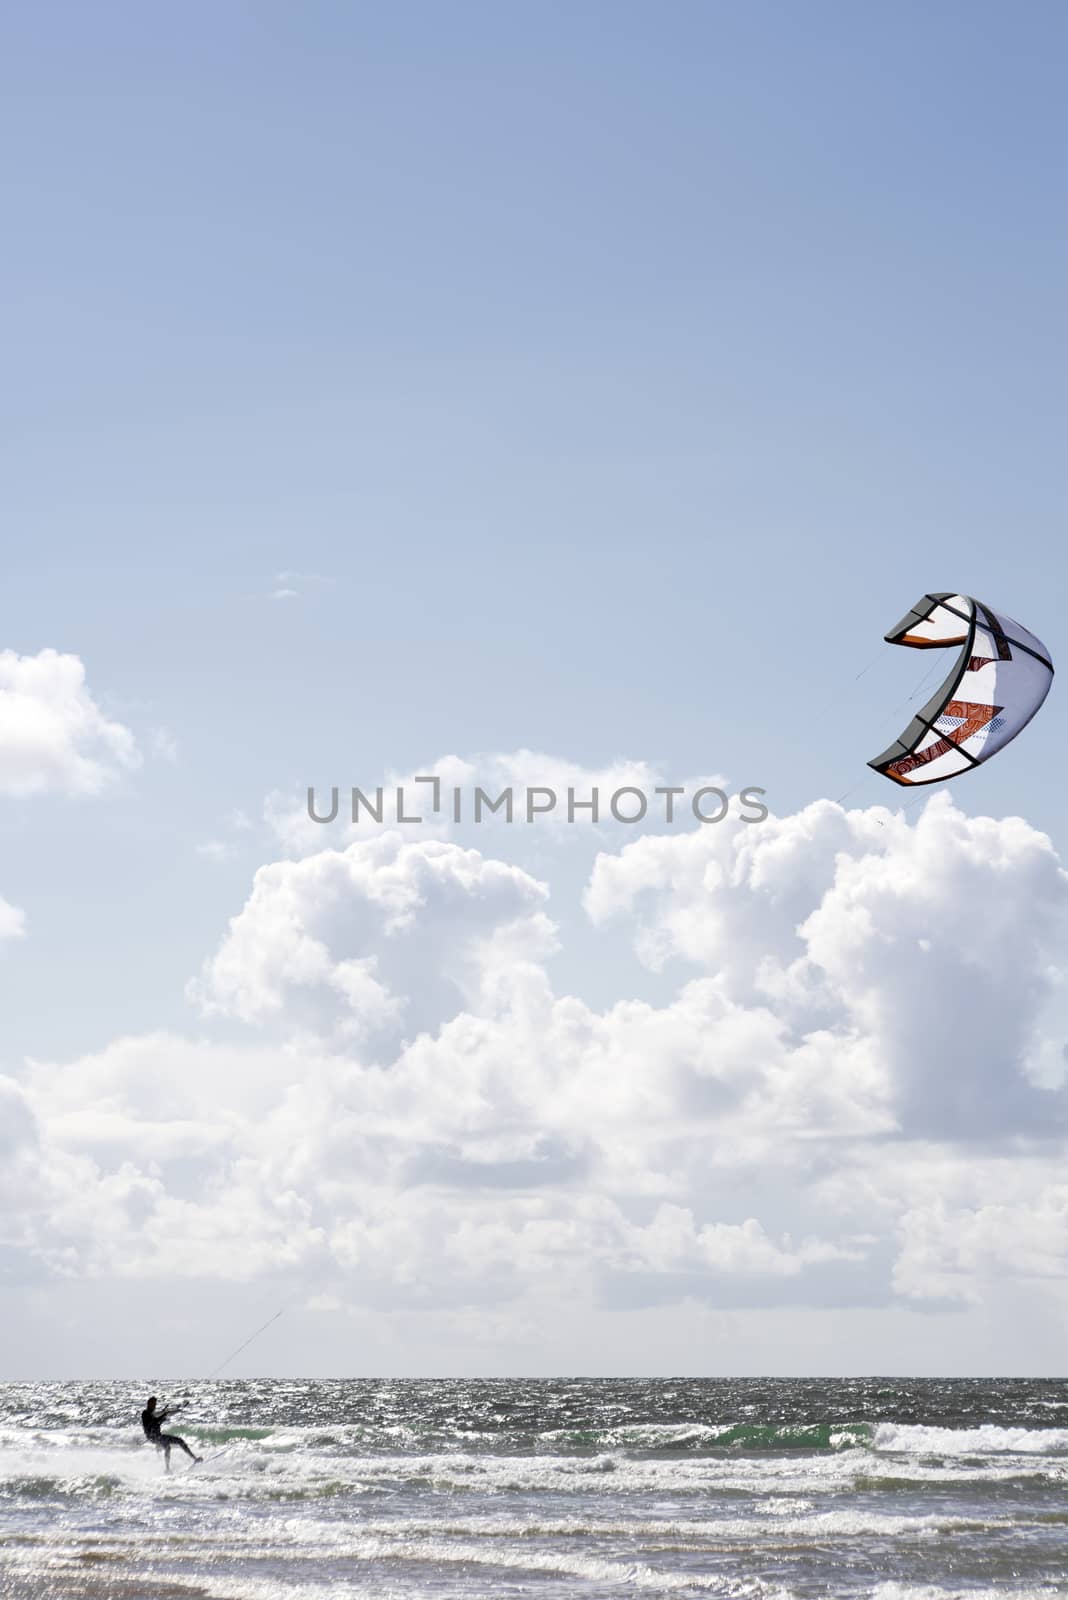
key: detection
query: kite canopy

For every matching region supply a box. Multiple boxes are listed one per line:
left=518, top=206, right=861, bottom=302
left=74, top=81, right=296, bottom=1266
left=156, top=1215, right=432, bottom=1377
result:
left=869, top=593, right=1053, bottom=786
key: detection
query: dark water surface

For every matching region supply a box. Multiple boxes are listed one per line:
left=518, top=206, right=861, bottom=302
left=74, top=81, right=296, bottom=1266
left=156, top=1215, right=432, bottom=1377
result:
left=2, top=1377, right=1067, bottom=1598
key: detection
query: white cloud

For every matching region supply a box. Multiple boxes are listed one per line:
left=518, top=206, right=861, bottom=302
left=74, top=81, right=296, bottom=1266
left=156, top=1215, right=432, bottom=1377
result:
left=621, top=1205, right=865, bottom=1277
left=6, top=794, right=1068, bottom=1329
left=894, top=1187, right=1068, bottom=1303
left=0, top=896, right=26, bottom=941
left=188, top=832, right=554, bottom=1046
left=587, top=794, right=1068, bottom=1139
left=0, top=649, right=139, bottom=796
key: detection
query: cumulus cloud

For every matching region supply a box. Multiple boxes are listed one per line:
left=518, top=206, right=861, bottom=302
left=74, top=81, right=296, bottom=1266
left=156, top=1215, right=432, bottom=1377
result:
left=587, top=793, right=1068, bottom=1140
left=895, top=1185, right=1068, bottom=1303
left=0, top=649, right=139, bottom=796
left=6, top=794, right=1068, bottom=1323
left=188, top=833, right=555, bottom=1047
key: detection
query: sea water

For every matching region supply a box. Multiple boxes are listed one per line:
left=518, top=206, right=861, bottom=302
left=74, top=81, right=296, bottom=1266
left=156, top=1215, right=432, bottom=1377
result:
left=1, top=1377, right=1067, bottom=1598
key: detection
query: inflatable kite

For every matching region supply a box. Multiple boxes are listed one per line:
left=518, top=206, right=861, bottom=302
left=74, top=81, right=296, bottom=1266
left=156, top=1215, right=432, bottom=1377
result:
left=869, top=593, right=1053, bottom=786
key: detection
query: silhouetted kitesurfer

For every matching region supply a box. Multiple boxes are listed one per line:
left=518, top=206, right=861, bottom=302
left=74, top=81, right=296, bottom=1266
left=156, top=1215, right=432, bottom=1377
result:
left=141, top=1395, right=202, bottom=1471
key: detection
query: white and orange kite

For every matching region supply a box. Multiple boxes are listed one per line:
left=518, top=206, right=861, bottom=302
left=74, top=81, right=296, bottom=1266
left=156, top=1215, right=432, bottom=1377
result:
left=870, top=593, right=1054, bottom=786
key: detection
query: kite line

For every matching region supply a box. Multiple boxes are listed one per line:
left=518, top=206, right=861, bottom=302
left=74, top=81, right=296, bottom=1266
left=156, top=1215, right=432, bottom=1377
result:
left=206, top=1307, right=287, bottom=1381
left=172, top=1306, right=289, bottom=1467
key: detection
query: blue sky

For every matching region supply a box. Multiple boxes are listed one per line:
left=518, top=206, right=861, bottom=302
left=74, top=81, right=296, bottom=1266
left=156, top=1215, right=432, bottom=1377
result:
left=3, top=3, right=1068, bottom=1374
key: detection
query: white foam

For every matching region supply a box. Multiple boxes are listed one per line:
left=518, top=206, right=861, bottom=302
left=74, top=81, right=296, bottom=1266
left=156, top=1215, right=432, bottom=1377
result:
left=873, top=1586, right=1066, bottom=1600
left=0, top=1530, right=796, bottom=1599
left=874, top=1422, right=1068, bottom=1457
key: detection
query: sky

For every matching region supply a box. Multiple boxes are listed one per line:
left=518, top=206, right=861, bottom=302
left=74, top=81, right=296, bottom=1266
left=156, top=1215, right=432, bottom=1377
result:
left=2, top=0, right=1068, bottom=1377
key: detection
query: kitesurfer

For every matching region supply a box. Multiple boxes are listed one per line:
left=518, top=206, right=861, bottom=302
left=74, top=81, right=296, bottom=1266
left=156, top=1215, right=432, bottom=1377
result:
left=141, top=1395, right=202, bottom=1471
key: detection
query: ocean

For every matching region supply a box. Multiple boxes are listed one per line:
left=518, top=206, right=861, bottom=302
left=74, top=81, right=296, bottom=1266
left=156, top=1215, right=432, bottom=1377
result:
left=1, top=1377, right=1067, bottom=1599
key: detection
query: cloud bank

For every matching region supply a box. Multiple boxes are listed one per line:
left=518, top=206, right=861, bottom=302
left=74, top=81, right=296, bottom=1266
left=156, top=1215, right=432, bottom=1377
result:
left=6, top=790, right=1068, bottom=1337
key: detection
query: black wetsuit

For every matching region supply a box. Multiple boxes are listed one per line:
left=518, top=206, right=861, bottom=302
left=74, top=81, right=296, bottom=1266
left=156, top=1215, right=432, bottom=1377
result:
left=141, top=1403, right=199, bottom=1470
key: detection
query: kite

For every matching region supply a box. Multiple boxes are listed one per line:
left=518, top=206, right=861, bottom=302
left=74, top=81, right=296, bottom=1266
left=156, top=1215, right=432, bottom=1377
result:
left=869, top=593, right=1053, bottom=786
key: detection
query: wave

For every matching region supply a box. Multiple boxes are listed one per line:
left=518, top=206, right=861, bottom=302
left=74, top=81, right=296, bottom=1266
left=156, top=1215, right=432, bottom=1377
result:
left=534, top=1417, right=1068, bottom=1460
left=203, top=1508, right=1024, bottom=1542
left=537, top=1421, right=873, bottom=1453
left=13, top=1414, right=1068, bottom=1463
left=873, top=1422, right=1068, bottom=1457
left=0, top=1528, right=799, bottom=1598
left=6, top=1512, right=1055, bottom=1597
left=227, top=1416, right=1068, bottom=1460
